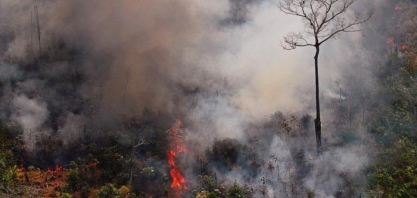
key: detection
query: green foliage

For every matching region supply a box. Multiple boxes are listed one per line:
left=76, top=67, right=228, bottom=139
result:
left=196, top=190, right=218, bottom=198
left=60, top=193, right=73, bottom=198
left=227, top=181, right=245, bottom=198
left=118, top=185, right=130, bottom=197
left=208, top=192, right=219, bottom=198
left=366, top=2, right=417, bottom=196
left=69, top=161, right=78, bottom=170
left=369, top=64, right=417, bottom=139
left=0, top=123, right=17, bottom=193
left=65, top=170, right=80, bottom=193
left=81, top=185, right=91, bottom=198
left=198, top=175, right=217, bottom=191
left=368, top=138, right=417, bottom=197
left=195, top=175, right=225, bottom=198
left=94, top=184, right=121, bottom=198
left=1, top=165, right=17, bottom=185
left=94, top=145, right=124, bottom=181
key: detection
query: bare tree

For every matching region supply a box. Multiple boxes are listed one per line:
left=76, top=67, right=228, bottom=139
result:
left=34, top=6, right=41, bottom=58
left=278, top=0, right=373, bottom=153
left=122, top=67, right=131, bottom=115
left=129, top=138, right=147, bottom=188
left=31, top=11, right=34, bottom=58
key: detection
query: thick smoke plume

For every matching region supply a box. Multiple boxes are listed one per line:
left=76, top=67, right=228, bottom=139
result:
left=0, top=0, right=384, bottom=197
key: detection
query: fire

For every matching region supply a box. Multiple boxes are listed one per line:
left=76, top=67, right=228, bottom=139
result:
left=167, top=150, right=176, bottom=167
left=169, top=166, right=187, bottom=190
left=386, top=37, right=408, bottom=52
left=55, top=165, right=62, bottom=173
left=46, top=165, right=63, bottom=174
left=18, top=164, right=25, bottom=172
left=167, top=118, right=189, bottom=196
left=401, top=44, right=408, bottom=51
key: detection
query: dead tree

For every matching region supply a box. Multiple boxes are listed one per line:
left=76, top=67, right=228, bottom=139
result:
left=73, top=64, right=77, bottom=90
left=31, top=11, right=34, bottom=58
left=129, top=138, right=146, bottom=188
left=278, top=0, right=373, bottom=153
left=34, top=6, right=42, bottom=58
left=122, top=67, right=131, bottom=115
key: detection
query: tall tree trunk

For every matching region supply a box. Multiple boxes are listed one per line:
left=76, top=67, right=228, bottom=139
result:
left=73, top=64, right=77, bottom=90
left=122, top=68, right=130, bottom=115
left=34, top=6, right=41, bottom=58
left=31, top=11, right=33, bottom=59
left=129, top=140, right=134, bottom=187
left=314, top=45, right=321, bottom=154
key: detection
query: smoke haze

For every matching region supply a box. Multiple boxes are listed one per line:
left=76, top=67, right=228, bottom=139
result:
left=0, top=0, right=383, bottom=197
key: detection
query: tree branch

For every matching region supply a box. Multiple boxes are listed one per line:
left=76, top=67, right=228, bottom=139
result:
left=134, top=138, right=147, bottom=148
left=319, top=10, right=373, bottom=45
left=278, top=0, right=373, bottom=47
left=282, top=32, right=315, bottom=50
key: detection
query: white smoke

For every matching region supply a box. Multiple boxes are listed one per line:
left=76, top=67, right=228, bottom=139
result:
left=0, top=0, right=379, bottom=196
left=11, top=94, right=50, bottom=151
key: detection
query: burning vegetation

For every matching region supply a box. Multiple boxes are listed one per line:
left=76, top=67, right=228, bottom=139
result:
left=1, top=0, right=417, bottom=197
left=167, top=119, right=188, bottom=195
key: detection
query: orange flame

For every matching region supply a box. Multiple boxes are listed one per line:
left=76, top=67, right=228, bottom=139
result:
left=18, top=164, right=25, bottom=172
left=55, top=165, right=62, bottom=173
left=45, top=165, right=63, bottom=174
left=167, top=118, right=189, bottom=197
left=168, top=151, right=186, bottom=188
left=401, top=44, right=407, bottom=51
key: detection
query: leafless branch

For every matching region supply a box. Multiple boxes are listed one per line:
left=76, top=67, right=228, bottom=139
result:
left=278, top=0, right=373, bottom=154
left=319, top=10, right=373, bottom=45
left=134, top=138, right=147, bottom=147
left=282, top=32, right=314, bottom=50
left=278, top=0, right=373, bottom=49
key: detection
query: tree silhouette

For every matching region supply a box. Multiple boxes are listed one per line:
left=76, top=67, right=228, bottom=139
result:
left=278, top=0, right=373, bottom=153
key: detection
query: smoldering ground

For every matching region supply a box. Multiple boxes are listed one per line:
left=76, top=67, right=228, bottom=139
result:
left=0, top=0, right=384, bottom=197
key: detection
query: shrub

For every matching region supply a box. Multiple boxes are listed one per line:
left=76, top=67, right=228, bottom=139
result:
left=196, top=190, right=219, bottom=198
left=94, top=184, right=120, bottom=198
left=118, top=185, right=130, bottom=197
left=60, top=193, right=73, bottom=198
left=227, top=181, right=245, bottom=198
left=207, top=139, right=242, bottom=169
left=66, top=170, right=80, bottom=193
left=196, top=190, right=209, bottom=198
left=81, top=185, right=91, bottom=198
